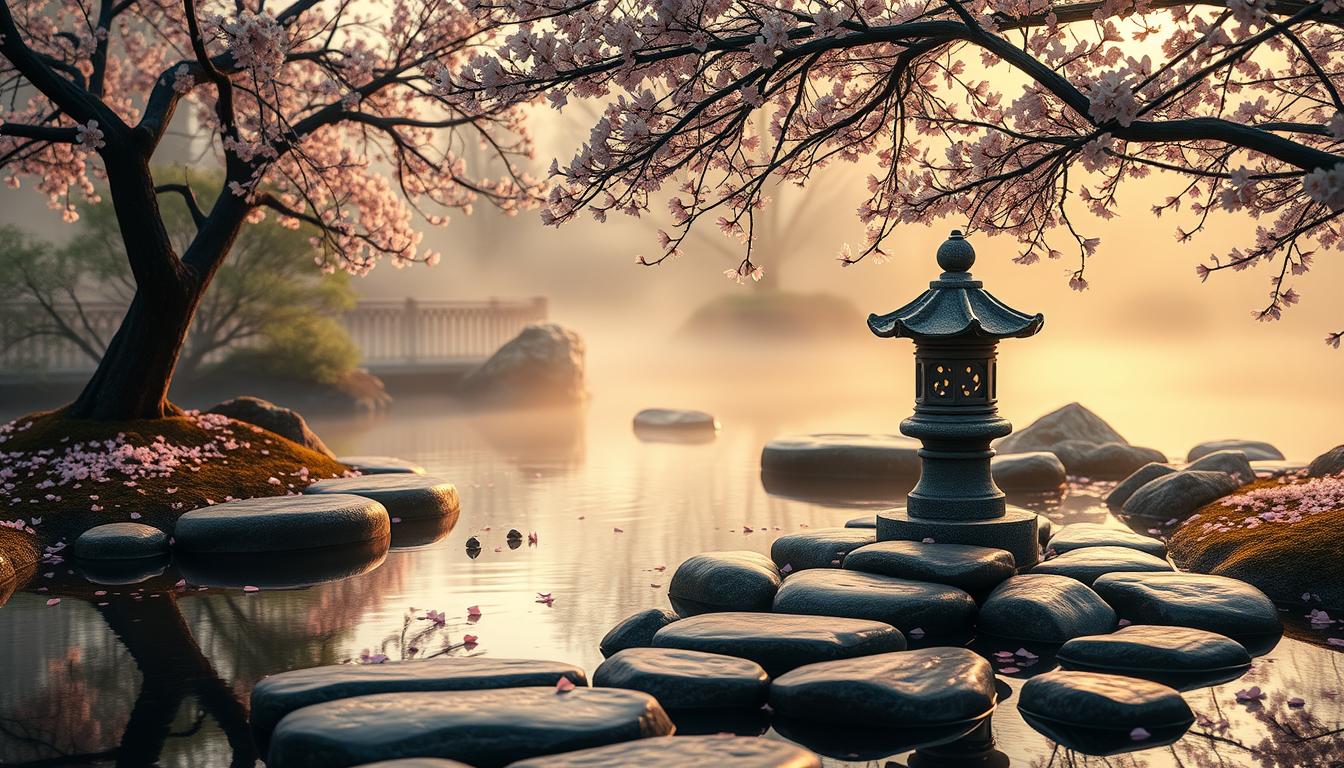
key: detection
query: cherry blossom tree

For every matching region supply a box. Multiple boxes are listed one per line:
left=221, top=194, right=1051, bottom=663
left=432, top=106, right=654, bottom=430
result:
left=0, top=0, right=540, bottom=420
left=464, top=0, right=1344, bottom=347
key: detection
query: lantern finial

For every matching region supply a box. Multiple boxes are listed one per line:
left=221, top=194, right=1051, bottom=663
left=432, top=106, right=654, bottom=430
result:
left=936, top=229, right=976, bottom=273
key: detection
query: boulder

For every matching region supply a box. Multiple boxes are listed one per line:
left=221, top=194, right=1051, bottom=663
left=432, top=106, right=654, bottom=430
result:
left=759, top=434, right=921, bottom=480
left=593, top=648, right=768, bottom=709
left=338, top=456, right=426, bottom=475
left=1019, top=671, right=1193, bottom=739
left=1064, top=442, right=1169, bottom=480
left=1185, top=450, right=1255, bottom=483
left=458, top=323, right=586, bottom=406
left=1187, top=440, right=1284, bottom=462
left=1121, top=470, right=1240, bottom=520
left=842, top=541, right=1015, bottom=594
left=599, top=608, right=679, bottom=658
left=770, top=648, right=995, bottom=728
left=207, top=396, right=335, bottom=458
left=504, top=736, right=820, bottom=768
left=991, top=451, right=1066, bottom=491
left=304, top=475, right=460, bottom=521
left=652, top=612, right=906, bottom=676
left=773, top=568, right=977, bottom=636
left=1091, top=572, right=1281, bottom=649
left=667, top=551, right=782, bottom=616
left=1105, top=463, right=1176, bottom=509
left=977, top=574, right=1116, bottom=643
left=996, top=403, right=1127, bottom=454
left=769, top=528, right=875, bottom=571
left=1307, top=444, right=1344, bottom=477
left=632, top=409, right=719, bottom=431
left=1029, top=546, right=1173, bottom=586
left=266, top=687, right=672, bottom=768
left=174, top=494, right=389, bottom=554
left=71, top=522, right=168, bottom=560
left=1047, top=523, right=1167, bottom=559
left=1057, top=625, right=1251, bottom=690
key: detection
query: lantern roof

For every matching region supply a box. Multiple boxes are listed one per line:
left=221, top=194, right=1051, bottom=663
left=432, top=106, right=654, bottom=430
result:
left=868, top=230, right=1044, bottom=341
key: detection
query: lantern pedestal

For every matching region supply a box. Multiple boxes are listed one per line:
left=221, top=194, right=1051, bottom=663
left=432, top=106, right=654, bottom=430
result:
left=876, top=507, right=1041, bottom=568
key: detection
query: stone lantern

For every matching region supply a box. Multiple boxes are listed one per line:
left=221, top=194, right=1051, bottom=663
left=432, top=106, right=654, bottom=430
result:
left=868, top=230, right=1045, bottom=566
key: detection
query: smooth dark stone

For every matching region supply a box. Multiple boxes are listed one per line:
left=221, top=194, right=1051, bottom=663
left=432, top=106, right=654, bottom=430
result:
left=338, top=456, right=427, bottom=474
left=1121, top=470, right=1240, bottom=520
left=1036, top=516, right=1054, bottom=548
left=599, top=608, right=679, bottom=658
left=175, top=494, right=389, bottom=554
left=977, top=575, right=1115, bottom=643
left=267, top=687, right=672, bottom=768
left=668, top=551, right=781, bottom=616
left=632, top=408, right=718, bottom=430
left=1091, top=572, right=1281, bottom=648
left=593, top=648, right=768, bottom=709
left=770, top=528, right=875, bottom=571
left=652, top=612, right=906, bottom=676
left=1030, top=546, right=1173, bottom=586
left=1057, top=625, right=1251, bottom=690
left=760, top=434, right=921, bottom=480
left=505, top=735, right=820, bottom=768
left=1019, top=670, right=1194, bottom=733
left=305, top=475, right=460, bottom=521
left=770, top=648, right=995, bottom=728
left=1185, top=450, right=1255, bottom=483
left=1308, top=443, right=1344, bottom=477
left=843, top=541, right=1015, bottom=594
left=71, top=522, right=168, bottom=561
left=992, top=451, right=1066, bottom=491
left=251, top=658, right=588, bottom=749
left=355, top=761, right=474, bottom=768
left=773, top=569, right=977, bottom=636
left=995, top=403, right=1128, bottom=454
left=1105, top=463, right=1176, bottom=509
left=845, top=515, right=876, bottom=529
left=208, top=396, right=335, bottom=457
left=1047, top=523, right=1167, bottom=558
left=1187, top=440, right=1284, bottom=462
left=1065, top=442, right=1168, bottom=480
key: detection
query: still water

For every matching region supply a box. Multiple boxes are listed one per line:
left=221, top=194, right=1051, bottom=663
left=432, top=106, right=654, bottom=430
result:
left=1, top=349, right=1342, bottom=768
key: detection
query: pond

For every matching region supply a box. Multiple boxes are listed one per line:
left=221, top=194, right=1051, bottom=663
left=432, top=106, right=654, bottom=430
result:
left=1, top=351, right=1341, bottom=768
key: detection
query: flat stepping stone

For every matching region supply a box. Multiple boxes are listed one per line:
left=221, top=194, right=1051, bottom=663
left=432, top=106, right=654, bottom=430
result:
left=1105, top=463, right=1176, bottom=509
left=71, top=522, right=168, bottom=560
left=769, top=528, right=875, bottom=571
left=844, top=515, right=876, bottom=529
left=652, top=612, right=906, bottom=676
left=760, top=434, right=921, bottom=480
left=668, top=551, right=781, bottom=616
left=175, top=494, right=389, bottom=554
left=267, top=687, right=673, bottom=768
left=978, top=574, right=1115, bottom=643
left=1187, top=439, right=1283, bottom=462
left=305, top=475, right=459, bottom=521
left=340, top=456, right=427, bottom=474
left=599, top=608, right=679, bottom=658
left=1048, top=522, right=1167, bottom=558
left=1030, top=546, right=1173, bottom=586
left=632, top=408, right=719, bottom=430
left=1019, top=670, right=1193, bottom=752
left=773, top=569, right=976, bottom=636
left=505, top=736, right=819, bottom=768
left=770, top=648, right=994, bottom=730
left=593, top=648, right=768, bottom=709
left=1091, top=572, right=1281, bottom=647
left=1057, top=625, right=1251, bottom=690
left=252, top=658, right=588, bottom=749
left=843, top=541, right=1015, bottom=593
left=991, top=451, right=1066, bottom=491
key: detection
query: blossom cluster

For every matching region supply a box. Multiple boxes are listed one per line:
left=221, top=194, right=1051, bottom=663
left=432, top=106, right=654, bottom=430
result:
left=1181, top=474, right=1344, bottom=539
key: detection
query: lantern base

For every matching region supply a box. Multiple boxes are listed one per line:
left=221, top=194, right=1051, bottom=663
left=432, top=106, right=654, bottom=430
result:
left=876, top=506, right=1041, bottom=568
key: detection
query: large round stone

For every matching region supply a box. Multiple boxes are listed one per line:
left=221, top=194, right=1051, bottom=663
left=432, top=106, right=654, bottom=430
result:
left=1307, top=443, right=1344, bottom=478
left=667, top=551, right=782, bottom=616
left=770, top=648, right=996, bottom=728
left=175, top=494, right=389, bottom=554
left=1019, top=670, right=1193, bottom=733
left=1057, top=625, right=1251, bottom=690
left=995, top=403, right=1127, bottom=454
left=1048, top=523, right=1167, bottom=558
left=267, top=687, right=673, bottom=768
left=991, top=451, right=1066, bottom=491
left=71, top=522, right=168, bottom=560
left=1091, top=572, right=1281, bottom=647
left=593, top=648, right=768, bottom=709
left=1030, top=546, right=1173, bottom=586
left=652, top=612, right=906, bottom=676
left=843, top=541, right=1015, bottom=594
left=1061, top=442, right=1168, bottom=480
left=251, top=658, right=588, bottom=749
left=773, top=569, right=977, bottom=636
left=632, top=409, right=718, bottom=431
left=504, top=736, right=820, bottom=768
left=304, top=475, right=459, bottom=521
left=1185, top=450, right=1255, bottom=483
left=339, top=456, right=427, bottom=474
left=208, top=396, right=335, bottom=457
left=599, top=608, right=679, bottom=658
left=769, top=528, right=875, bottom=571
left=1104, top=463, right=1176, bottom=509
left=760, top=434, right=921, bottom=480
left=978, top=574, right=1115, bottom=643
left=1187, top=440, right=1284, bottom=462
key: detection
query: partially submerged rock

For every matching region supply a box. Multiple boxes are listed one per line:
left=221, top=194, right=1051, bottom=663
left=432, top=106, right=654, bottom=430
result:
left=1091, top=571, right=1281, bottom=650
left=1187, top=439, right=1284, bottom=462
left=71, top=522, right=168, bottom=560
left=1185, top=450, right=1255, bottom=483
left=1019, top=671, right=1193, bottom=750
left=599, top=608, right=679, bottom=658
left=1059, top=442, right=1168, bottom=480
left=769, top=528, right=875, bottom=571
left=174, top=494, right=389, bottom=554
left=843, top=541, right=1016, bottom=594
left=593, top=648, right=769, bottom=709
left=1030, top=546, right=1173, bottom=586
left=1057, top=625, right=1251, bottom=690
left=632, top=409, right=719, bottom=431
left=996, top=403, right=1127, bottom=454
left=977, top=574, right=1116, bottom=643
left=773, top=568, right=977, bottom=636
left=338, top=456, right=426, bottom=475
left=991, top=451, right=1066, bottom=491
left=1307, top=444, right=1344, bottom=478
left=1048, top=523, right=1167, bottom=559
left=760, top=434, right=921, bottom=481
left=667, top=551, right=782, bottom=616
left=458, top=323, right=586, bottom=406
left=1105, top=463, right=1176, bottom=509
left=652, top=612, right=906, bottom=676
left=304, top=475, right=459, bottom=521
left=1121, top=470, right=1239, bottom=520
left=207, top=396, right=335, bottom=458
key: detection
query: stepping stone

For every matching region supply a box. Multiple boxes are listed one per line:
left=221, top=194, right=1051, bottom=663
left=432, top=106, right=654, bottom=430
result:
left=844, top=515, right=876, bottom=529
left=773, top=568, right=976, bottom=636
left=760, top=434, right=921, bottom=480
left=1185, top=450, right=1254, bottom=482
left=978, top=574, right=1115, bottom=643
left=1091, top=572, right=1281, bottom=648
left=668, top=551, right=782, bottom=616
left=251, top=658, right=588, bottom=749
left=991, top=451, right=1066, bottom=491
left=1030, top=546, right=1173, bottom=586
left=1105, top=463, right=1176, bottom=508
left=174, top=494, right=389, bottom=554
left=267, top=687, right=673, bottom=768
left=769, top=528, right=875, bottom=571
left=71, top=522, right=168, bottom=560
left=1187, top=440, right=1283, bottom=462
left=505, top=735, right=820, bottom=768
left=1019, top=670, right=1193, bottom=751
left=305, top=475, right=460, bottom=521
left=652, top=612, right=906, bottom=676
left=1048, top=522, right=1167, bottom=558
left=339, top=456, right=426, bottom=474
left=632, top=409, right=719, bottom=430
left=770, top=648, right=995, bottom=728
left=843, top=541, right=1015, bottom=594
left=1057, top=625, right=1251, bottom=690
left=599, top=608, right=679, bottom=658
left=593, top=648, right=768, bottom=709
